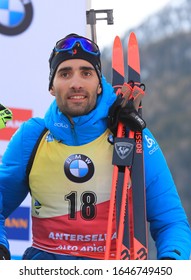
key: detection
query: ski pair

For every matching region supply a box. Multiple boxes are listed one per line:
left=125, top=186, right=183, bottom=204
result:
left=105, top=32, right=148, bottom=260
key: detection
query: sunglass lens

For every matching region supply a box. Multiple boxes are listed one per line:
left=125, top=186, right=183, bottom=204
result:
left=80, top=38, right=98, bottom=53
left=55, top=36, right=99, bottom=54
left=56, top=38, right=75, bottom=50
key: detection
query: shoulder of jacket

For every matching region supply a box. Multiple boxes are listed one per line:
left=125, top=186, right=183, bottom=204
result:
left=12, top=117, right=46, bottom=159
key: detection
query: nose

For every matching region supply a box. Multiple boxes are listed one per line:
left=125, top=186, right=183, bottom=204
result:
left=69, top=73, right=83, bottom=91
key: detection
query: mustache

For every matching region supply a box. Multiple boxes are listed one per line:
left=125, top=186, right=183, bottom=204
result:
left=67, top=89, right=88, bottom=95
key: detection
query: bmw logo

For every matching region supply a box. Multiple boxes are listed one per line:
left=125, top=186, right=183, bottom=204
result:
left=64, top=154, right=94, bottom=183
left=0, top=0, right=33, bottom=36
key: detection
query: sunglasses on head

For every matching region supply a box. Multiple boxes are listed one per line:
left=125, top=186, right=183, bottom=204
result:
left=54, top=34, right=100, bottom=56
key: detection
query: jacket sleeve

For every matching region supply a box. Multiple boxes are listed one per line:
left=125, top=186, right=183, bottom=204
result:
left=0, top=118, right=45, bottom=250
left=143, top=128, right=191, bottom=259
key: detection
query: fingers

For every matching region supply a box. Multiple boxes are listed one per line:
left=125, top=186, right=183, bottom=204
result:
left=119, top=83, right=146, bottom=111
left=120, top=83, right=132, bottom=107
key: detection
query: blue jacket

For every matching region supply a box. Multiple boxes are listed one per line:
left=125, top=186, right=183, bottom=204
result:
left=0, top=76, right=191, bottom=259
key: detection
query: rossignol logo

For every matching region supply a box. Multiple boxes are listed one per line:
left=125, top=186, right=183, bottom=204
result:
left=112, top=138, right=135, bottom=167
left=0, top=0, right=33, bottom=36
left=64, top=154, right=94, bottom=183
left=135, top=131, right=143, bottom=154
left=114, top=142, right=133, bottom=160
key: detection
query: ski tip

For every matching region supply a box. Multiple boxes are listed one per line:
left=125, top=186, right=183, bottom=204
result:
left=114, top=35, right=120, bottom=39
left=130, top=31, right=136, bottom=37
left=112, top=35, right=124, bottom=78
left=129, top=32, right=138, bottom=44
left=113, top=35, right=123, bottom=54
left=128, top=31, right=140, bottom=75
left=113, top=35, right=122, bottom=47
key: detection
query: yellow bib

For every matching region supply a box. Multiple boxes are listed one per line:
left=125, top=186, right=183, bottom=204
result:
left=29, top=129, right=116, bottom=258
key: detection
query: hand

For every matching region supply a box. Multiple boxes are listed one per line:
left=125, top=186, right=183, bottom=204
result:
left=0, top=104, right=13, bottom=129
left=0, top=245, right=11, bottom=260
left=108, top=81, right=146, bottom=134
left=117, top=98, right=146, bottom=131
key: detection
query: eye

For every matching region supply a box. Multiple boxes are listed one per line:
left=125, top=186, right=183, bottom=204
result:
left=82, top=70, right=92, bottom=77
left=84, top=71, right=91, bottom=76
left=60, top=71, right=70, bottom=78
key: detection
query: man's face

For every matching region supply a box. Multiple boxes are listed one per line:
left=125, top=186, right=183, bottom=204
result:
left=50, top=59, right=102, bottom=118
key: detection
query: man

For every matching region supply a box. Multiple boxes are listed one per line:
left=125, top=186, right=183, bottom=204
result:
left=0, top=34, right=190, bottom=260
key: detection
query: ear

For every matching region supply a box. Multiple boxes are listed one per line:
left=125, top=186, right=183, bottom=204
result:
left=97, top=84, right=102, bottom=95
left=50, top=86, right=56, bottom=96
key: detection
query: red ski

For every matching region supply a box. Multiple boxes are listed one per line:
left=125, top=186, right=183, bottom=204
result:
left=105, top=32, right=148, bottom=260
left=128, top=32, right=148, bottom=260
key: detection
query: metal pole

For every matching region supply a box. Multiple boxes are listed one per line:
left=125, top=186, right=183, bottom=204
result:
left=86, top=9, right=97, bottom=42
left=86, top=9, right=114, bottom=43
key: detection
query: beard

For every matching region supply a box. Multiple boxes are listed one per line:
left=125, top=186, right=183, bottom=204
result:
left=56, top=89, right=97, bottom=117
